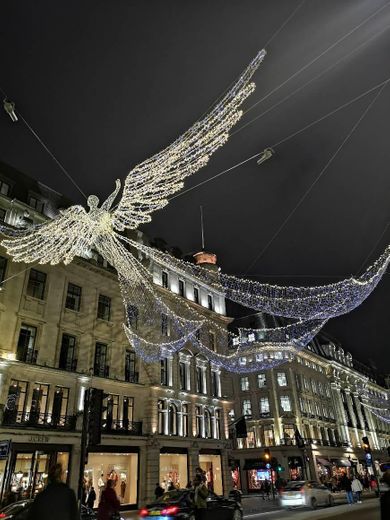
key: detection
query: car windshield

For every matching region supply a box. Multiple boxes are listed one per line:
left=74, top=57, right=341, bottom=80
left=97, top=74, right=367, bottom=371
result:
left=284, top=481, right=306, bottom=490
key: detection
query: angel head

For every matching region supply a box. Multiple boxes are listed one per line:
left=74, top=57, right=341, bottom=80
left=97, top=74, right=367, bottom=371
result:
left=87, top=195, right=100, bottom=209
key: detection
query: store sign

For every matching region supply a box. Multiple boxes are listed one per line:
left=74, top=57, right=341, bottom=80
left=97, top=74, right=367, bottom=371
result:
left=28, top=434, right=50, bottom=443
left=0, top=440, right=11, bottom=460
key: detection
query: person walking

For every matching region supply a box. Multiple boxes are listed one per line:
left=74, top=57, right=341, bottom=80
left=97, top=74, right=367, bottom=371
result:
left=26, top=463, right=78, bottom=520
left=351, top=475, right=363, bottom=504
left=97, top=479, right=120, bottom=520
left=86, top=486, right=97, bottom=509
left=341, top=474, right=354, bottom=505
left=351, top=476, right=363, bottom=503
left=192, top=474, right=209, bottom=520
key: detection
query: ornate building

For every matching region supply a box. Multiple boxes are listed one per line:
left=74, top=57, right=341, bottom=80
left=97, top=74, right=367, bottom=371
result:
left=0, top=162, right=388, bottom=507
left=0, top=162, right=233, bottom=508
left=229, top=316, right=390, bottom=493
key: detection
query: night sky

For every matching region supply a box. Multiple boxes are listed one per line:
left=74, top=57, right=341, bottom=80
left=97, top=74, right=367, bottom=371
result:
left=1, top=0, right=390, bottom=373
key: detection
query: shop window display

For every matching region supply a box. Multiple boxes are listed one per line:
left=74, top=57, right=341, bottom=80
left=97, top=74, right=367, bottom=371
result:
left=159, top=453, right=188, bottom=490
left=84, top=452, right=138, bottom=507
left=199, top=454, right=223, bottom=495
left=9, top=450, right=69, bottom=499
left=247, top=469, right=271, bottom=491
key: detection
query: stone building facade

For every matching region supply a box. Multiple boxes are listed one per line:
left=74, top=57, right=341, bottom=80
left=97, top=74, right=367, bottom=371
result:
left=0, top=162, right=388, bottom=507
left=229, top=318, right=390, bottom=493
left=0, top=163, right=233, bottom=508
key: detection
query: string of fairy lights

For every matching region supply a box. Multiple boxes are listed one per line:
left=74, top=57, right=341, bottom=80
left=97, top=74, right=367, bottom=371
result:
left=1, top=48, right=389, bottom=374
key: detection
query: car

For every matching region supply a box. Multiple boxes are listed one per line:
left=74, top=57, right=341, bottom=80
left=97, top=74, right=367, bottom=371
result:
left=139, top=489, right=243, bottom=520
left=279, top=480, right=334, bottom=510
left=0, top=500, right=102, bottom=519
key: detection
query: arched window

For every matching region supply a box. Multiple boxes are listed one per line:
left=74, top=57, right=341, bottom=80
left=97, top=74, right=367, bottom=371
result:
left=196, top=406, right=203, bottom=438
left=158, top=400, right=165, bottom=434
left=215, top=410, right=221, bottom=440
left=168, top=403, right=178, bottom=436
left=204, top=409, right=212, bottom=439
left=182, top=404, right=189, bottom=437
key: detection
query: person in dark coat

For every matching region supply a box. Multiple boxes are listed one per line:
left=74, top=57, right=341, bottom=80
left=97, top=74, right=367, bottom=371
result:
left=27, top=463, right=78, bottom=520
left=380, top=470, right=390, bottom=520
left=86, top=486, right=97, bottom=509
left=97, top=479, right=120, bottom=520
left=154, top=483, right=164, bottom=500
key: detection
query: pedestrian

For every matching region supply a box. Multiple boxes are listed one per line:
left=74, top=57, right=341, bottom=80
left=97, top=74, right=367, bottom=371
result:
left=341, top=474, right=354, bottom=505
left=154, top=482, right=164, bottom=500
left=351, top=476, right=363, bottom=503
left=262, top=479, right=271, bottom=500
left=168, top=482, right=176, bottom=491
left=97, top=479, right=120, bottom=520
left=380, top=470, right=390, bottom=520
left=26, top=463, right=78, bottom=520
left=86, top=486, right=97, bottom=509
left=192, top=474, right=209, bottom=520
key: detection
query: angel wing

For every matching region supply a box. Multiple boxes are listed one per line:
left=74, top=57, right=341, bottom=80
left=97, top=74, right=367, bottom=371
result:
left=112, top=50, right=266, bottom=230
left=1, top=205, right=94, bottom=265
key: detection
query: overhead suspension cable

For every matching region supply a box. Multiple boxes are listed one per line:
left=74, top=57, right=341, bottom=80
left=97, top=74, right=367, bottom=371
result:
left=242, top=0, right=390, bottom=118
left=244, top=80, right=389, bottom=274
left=231, top=24, right=390, bottom=138
left=170, top=75, right=390, bottom=201
left=0, top=85, right=88, bottom=200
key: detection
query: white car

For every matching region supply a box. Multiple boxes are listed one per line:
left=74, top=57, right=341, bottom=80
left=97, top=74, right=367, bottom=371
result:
left=279, top=480, right=334, bottom=510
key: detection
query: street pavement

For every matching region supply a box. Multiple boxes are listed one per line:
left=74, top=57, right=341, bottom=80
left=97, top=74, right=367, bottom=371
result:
left=122, top=494, right=380, bottom=520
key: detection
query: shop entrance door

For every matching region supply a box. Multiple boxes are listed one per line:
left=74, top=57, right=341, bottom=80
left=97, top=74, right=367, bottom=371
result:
left=8, top=449, right=69, bottom=499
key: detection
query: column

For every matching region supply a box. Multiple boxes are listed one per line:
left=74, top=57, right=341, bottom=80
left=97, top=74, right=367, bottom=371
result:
left=68, top=444, right=81, bottom=494
left=330, top=382, right=350, bottom=444
left=269, top=369, right=282, bottom=444
left=143, top=443, right=161, bottom=503
left=188, top=446, right=200, bottom=483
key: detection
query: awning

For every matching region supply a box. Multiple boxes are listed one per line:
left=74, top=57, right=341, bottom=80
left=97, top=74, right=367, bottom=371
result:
left=317, top=457, right=331, bottom=467
left=243, top=460, right=267, bottom=470
left=330, top=458, right=351, bottom=467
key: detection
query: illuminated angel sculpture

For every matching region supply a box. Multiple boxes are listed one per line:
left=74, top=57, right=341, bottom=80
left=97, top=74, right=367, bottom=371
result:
left=1, top=48, right=389, bottom=372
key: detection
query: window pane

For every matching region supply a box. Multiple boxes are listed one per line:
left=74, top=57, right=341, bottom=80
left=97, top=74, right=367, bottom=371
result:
left=257, top=374, right=267, bottom=388
left=0, top=256, right=7, bottom=283
left=162, top=271, right=168, bottom=289
left=27, top=269, right=46, bottom=300
left=242, top=399, right=252, bottom=417
left=260, top=397, right=270, bottom=413
left=59, top=334, right=77, bottom=371
left=65, top=283, right=81, bottom=311
left=17, top=324, right=37, bottom=363
left=280, top=396, right=292, bottom=412
left=97, top=294, right=111, bottom=320
left=94, top=343, right=108, bottom=377
left=240, top=377, right=249, bottom=391
left=277, top=372, right=287, bottom=386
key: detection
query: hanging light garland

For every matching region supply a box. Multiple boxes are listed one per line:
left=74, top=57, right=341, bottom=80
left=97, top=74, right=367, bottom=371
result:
left=359, top=388, right=390, bottom=424
left=1, top=48, right=389, bottom=373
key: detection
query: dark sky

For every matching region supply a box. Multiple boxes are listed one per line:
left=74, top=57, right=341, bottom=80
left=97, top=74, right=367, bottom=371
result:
left=1, top=0, right=390, bottom=373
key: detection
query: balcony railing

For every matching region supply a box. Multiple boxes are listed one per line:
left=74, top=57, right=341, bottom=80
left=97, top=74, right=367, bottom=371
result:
left=2, top=411, right=76, bottom=430
left=102, top=420, right=142, bottom=436
left=17, top=350, right=38, bottom=364
left=94, top=365, right=110, bottom=378
left=59, top=358, right=78, bottom=372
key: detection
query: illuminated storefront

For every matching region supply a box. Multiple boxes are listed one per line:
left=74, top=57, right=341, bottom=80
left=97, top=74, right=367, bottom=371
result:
left=199, top=452, right=223, bottom=495
left=159, top=450, right=188, bottom=490
left=84, top=450, right=138, bottom=507
left=243, top=460, right=271, bottom=492
left=6, top=444, right=70, bottom=499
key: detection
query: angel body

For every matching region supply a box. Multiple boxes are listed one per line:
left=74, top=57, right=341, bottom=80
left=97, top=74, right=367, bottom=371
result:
left=1, top=48, right=388, bottom=372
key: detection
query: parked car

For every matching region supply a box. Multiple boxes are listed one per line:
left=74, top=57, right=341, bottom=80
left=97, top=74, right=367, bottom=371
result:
left=139, top=489, right=243, bottom=520
left=0, top=500, right=102, bottom=519
left=279, top=480, right=334, bottom=510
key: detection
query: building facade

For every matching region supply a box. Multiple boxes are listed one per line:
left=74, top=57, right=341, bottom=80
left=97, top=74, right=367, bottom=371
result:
left=0, top=163, right=234, bottom=508
left=0, top=162, right=388, bottom=507
left=229, top=319, right=390, bottom=493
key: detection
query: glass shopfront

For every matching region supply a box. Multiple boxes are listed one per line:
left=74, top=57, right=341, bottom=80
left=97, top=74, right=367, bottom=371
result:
left=159, top=452, right=188, bottom=490
left=7, top=445, right=69, bottom=500
left=84, top=452, right=138, bottom=507
left=247, top=469, right=271, bottom=491
left=199, top=453, right=223, bottom=495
